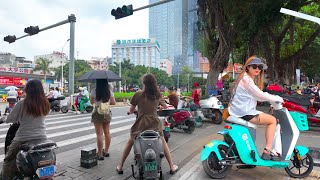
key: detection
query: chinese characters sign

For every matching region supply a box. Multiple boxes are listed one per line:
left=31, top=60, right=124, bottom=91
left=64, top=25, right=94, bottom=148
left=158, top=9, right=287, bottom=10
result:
left=0, top=67, right=30, bottom=74
left=116, top=38, right=151, bottom=45
left=0, top=77, right=28, bottom=86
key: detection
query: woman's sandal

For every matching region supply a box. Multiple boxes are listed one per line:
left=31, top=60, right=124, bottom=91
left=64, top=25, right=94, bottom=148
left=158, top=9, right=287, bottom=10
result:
left=102, top=149, right=110, bottom=157
left=261, top=148, right=281, bottom=161
left=169, top=165, right=179, bottom=175
left=116, top=166, right=123, bottom=174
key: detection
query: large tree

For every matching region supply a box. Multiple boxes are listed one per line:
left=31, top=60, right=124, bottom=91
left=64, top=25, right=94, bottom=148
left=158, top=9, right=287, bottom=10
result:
left=54, top=59, right=92, bottom=89
left=198, top=0, right=320, bottom=88
left=197, top=0, right=235, bottom=94
left=34, top=57, right=52, bottom=87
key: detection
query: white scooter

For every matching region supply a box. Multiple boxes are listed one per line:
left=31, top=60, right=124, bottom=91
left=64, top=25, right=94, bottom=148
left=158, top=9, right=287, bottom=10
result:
left=180, top=95, right=225, bottom=124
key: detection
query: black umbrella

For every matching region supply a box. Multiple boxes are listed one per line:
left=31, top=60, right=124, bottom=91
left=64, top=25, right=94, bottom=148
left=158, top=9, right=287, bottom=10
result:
left=78, top=70, right=121, bottom=82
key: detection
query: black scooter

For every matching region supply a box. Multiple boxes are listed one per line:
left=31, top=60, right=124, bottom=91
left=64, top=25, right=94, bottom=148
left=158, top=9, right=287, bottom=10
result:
left=1, top=119, right=57, bottom=180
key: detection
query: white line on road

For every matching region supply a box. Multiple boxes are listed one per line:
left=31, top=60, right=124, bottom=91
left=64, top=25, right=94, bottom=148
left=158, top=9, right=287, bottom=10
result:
left=0, top=124, right=132, bottom=162
left=0, top=115, right=127, bottom=132
left=0, top=117, right=134, bottom=139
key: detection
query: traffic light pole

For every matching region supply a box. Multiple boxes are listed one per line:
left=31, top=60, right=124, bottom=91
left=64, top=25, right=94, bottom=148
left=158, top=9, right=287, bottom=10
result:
left=4, top=14, right=76, bottom=94
left=69, top=18, right=76, bottom=95
left=133, top=0, right=174, bottom=12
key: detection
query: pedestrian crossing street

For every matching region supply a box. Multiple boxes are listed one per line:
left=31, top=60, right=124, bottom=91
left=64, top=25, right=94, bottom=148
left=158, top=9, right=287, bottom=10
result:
left=0, top=112, right=136, bottom=163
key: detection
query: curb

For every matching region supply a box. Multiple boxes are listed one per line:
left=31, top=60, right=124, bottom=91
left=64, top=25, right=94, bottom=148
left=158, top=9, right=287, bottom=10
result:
left=309, top=147, right=320, bottom=167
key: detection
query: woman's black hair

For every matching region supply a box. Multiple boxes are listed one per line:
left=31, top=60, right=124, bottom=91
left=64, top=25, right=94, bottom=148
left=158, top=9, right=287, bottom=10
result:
left=142, top=73, right=161, bottom=100
left=55, top=87, right=60, bottom=92
left=95, top=79, right=111, bottom=103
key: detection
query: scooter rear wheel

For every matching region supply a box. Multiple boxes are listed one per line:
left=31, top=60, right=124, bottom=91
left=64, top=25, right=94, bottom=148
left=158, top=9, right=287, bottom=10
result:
left=211, top=110, right=223, bottom=124
left=183, top=120, right=196, bottom=134
left=202, top=145, right=232, bottom=179
left=285, top=152, right=314, bottom=178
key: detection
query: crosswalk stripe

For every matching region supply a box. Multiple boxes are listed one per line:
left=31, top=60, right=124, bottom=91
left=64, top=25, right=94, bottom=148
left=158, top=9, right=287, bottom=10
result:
left=0, top=115, right=127, bottom=132
left=0, top=124, right=132, bottom=162
left=0, top=117, right=135, bottom=139
left=0, top=118, right=135, bottom=148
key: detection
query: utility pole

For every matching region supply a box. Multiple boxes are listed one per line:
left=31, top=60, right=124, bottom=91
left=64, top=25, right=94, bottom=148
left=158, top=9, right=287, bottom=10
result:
left=69, top=14, right=76, bottom=94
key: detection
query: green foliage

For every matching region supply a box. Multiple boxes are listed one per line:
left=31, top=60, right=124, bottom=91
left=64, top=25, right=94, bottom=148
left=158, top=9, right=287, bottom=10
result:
left=114, top=92, right=135, bottom=102
left=34, top=58, right=52, bottom=77
left=54, top=60, right=92, bottom=89
left=223, top=77, right=234, bottom=91
left=109, top=59, right=174, bottom=87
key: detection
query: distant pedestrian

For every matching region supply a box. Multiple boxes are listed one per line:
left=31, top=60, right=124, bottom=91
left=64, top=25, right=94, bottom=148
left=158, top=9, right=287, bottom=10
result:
left=90, top=79, right=116, bottom=160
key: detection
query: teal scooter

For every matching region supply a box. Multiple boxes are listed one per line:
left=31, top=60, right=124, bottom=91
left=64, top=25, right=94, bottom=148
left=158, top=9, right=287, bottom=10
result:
left=200, top=102, right=314, bottom=179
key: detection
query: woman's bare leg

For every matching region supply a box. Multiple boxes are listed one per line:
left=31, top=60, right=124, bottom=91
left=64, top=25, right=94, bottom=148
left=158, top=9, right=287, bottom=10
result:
left=249, top=113, right=277, bottom=153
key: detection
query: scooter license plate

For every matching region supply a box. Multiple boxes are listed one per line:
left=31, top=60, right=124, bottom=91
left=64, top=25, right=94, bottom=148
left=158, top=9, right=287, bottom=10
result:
left=145, top=162, right=157, bottom=171
left=37, top=165, right=55, bottom=179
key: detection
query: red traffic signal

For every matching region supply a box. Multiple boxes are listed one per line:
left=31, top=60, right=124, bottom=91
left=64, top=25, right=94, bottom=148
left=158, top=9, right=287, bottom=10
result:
left=3, top=35, right=16, bottom=43
left=24, top=26, right=40, bottom=35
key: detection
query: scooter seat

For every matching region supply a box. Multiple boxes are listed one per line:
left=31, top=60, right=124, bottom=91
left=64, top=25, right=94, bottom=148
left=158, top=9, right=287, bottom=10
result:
left=226, top=116, right=257, bottom=129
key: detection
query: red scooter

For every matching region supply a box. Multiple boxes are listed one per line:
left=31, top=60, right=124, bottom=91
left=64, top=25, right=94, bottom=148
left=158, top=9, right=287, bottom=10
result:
left=281, top=94, right=320, bottom=124
left=165, top=105, right=196, bottom=134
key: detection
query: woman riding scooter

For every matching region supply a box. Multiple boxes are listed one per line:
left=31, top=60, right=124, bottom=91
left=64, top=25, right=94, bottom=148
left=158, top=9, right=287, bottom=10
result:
left=2, top=79, right=50, bottom=179
left=229, top=56, right=283, bottom=160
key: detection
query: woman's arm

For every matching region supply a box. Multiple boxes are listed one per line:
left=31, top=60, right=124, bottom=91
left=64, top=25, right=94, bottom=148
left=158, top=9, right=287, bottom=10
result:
left=128, top=104, right=136, bottom=114
left=242, top=76, right=283, bottom=102
left=109, top=97, right=116, bottom=105
left=6, top=101, right=22, bottom=123
left=90, top=96, right=95, bottom=105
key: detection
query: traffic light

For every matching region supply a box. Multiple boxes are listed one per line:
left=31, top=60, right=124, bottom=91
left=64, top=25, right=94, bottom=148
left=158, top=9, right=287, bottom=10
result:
left=3, top=35, right=16, bottom=43
left=24, top=26, right=40, bottom=35
left=111, top=5, right=133, bottom=20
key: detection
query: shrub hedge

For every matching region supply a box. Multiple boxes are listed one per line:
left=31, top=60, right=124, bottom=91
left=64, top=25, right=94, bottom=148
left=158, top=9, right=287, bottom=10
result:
left=114, top=92, right=192, bottom=102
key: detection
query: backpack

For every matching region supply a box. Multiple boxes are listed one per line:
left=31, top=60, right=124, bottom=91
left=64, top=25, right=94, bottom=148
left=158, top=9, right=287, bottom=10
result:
left=96, top=102, right=110, bottom=115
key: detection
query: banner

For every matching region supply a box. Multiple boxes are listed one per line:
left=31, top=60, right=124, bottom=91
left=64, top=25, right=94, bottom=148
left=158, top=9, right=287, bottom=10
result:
left=0, top=67, right=31, bottom=74
left=0, top=76, right=28, bottom=86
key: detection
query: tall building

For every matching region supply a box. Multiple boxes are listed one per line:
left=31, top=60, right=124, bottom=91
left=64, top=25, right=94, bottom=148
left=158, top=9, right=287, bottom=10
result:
left=111, top=38, right=161, bottom=69
left=160, top=59, right=173, bottom=76
left=34, top=51, right=68, bottom=68
left=149, top=0, right=196, bottom=74
left=187, top=0, right=199, bottom=71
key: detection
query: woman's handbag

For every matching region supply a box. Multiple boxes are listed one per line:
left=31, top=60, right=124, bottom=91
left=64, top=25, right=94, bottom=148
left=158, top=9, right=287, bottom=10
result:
left=222, top=103, right=230, bottom=121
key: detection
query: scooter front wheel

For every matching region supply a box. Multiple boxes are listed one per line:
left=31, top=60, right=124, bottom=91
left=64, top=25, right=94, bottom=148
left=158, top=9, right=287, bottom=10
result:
left=202, top=145, right=232, bottom=179
left=61, top=106, right=69, bottom=113
left=285, top=152, right=314, bottom=178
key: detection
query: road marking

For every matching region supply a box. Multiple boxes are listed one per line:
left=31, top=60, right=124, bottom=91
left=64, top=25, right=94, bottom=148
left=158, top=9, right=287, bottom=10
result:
left=0, top=115, right=126, bottom=132
left=178, top=155, right=202, bottom=180
left=0, top=124, right=132, bottom=162
left=0, top=118, right=135, bottom=139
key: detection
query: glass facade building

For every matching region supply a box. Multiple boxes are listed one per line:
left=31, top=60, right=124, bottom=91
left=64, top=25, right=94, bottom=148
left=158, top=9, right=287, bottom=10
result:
left=149, top=0, right=198, bottom=73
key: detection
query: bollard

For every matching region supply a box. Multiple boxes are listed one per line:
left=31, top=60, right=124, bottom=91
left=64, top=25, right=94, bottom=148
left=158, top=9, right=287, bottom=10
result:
left=80, top=147, right=97, bottom=168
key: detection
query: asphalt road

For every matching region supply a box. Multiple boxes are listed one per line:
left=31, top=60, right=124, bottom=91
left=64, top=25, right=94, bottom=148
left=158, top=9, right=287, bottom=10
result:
left=0, top=103, right=318, bottom=179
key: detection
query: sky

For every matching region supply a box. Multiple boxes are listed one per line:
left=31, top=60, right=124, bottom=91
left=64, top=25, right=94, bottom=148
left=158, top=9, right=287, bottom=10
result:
left=0, top=0, right=149, bottom=61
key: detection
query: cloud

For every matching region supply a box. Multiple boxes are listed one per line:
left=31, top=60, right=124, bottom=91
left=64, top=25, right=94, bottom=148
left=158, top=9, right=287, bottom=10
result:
left=0, top=0, right=149, bottom=60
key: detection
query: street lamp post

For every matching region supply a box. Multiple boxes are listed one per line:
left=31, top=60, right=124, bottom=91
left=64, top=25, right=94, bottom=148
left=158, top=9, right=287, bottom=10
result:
left=61, top=39, right=70, bottom=90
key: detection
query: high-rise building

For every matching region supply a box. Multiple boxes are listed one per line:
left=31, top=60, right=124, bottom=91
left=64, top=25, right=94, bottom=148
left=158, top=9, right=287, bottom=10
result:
left=187, top=0, right=199, bottom=71
left=149, top=0, right=189, bottom=74
left=111, top=38, right=161, bottom=69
